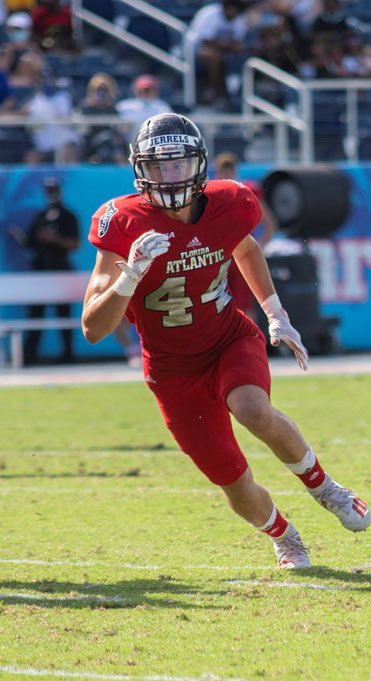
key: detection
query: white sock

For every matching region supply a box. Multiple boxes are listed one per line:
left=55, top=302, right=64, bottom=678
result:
left=284, top=448, right=316, bottom=474
left=255, top=504, right=277, bottom=532
left=255, top=505, right=292, bottom=540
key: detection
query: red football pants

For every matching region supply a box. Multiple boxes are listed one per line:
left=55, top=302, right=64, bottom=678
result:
left=146, top=329, right=271, bottom=485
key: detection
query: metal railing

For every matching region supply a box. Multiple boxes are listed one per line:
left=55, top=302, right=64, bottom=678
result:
left=2, top=60, right=371, bottom=164
left=0, top=112, right=308, bottom=164
left=70, top=0, right=196, bottom=108
left=243, top=57, right=371, bottom=163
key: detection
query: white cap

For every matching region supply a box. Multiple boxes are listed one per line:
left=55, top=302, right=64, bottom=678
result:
left=6, top=12, right=32, bottom=29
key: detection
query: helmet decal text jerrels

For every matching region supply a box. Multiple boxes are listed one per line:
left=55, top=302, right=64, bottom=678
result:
left=138, top=135, right=198, bottom=151
left=98, top=200, right=118, bottom=237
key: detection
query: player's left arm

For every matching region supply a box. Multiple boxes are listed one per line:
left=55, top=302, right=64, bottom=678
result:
left=233, top=234, right=308, bottom=370
left=233, top=234, right=275, bottom=304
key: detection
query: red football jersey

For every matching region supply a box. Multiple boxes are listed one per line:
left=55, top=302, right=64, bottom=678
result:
left=89, top=179, right=262, bottom=375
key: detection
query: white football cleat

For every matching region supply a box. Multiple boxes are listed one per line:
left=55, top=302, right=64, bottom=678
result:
left=272, top=524, right=311, bottom=569
left=310, top=478, right=370, bottom=532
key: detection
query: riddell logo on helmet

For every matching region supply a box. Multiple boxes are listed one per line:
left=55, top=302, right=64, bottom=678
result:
left=154, top=144, right=184, bottom=154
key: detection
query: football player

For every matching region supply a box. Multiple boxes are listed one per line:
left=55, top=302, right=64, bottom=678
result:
left=82, top=113, right=370, bottom=568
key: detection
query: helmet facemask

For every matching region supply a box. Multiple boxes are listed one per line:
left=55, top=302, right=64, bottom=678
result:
left=130, top=125, right=208, bottom=211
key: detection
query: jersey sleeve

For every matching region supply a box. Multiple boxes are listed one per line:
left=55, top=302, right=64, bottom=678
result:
left=227, top=182, right=262, bottom=251
left=88, top=198, right=131, bottom=259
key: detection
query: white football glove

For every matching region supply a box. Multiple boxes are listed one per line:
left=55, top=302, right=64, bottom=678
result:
left=261, top=293, right=309, bottom=371
left=113, top=230, right=171, bottom=297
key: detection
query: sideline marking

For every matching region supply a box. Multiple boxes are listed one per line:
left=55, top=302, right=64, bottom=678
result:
left=0, top=667, right=250, bottom=681
left=1, top=353, right=371, bottom=389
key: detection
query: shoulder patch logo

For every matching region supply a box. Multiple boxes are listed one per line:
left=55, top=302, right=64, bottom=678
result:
left=98, top=200, right=118, bottom=237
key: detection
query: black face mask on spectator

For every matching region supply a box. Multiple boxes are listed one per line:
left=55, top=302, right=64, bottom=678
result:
left=46, top=188, right=61, bottom=205
left=95, top=86, right=110, bottom=103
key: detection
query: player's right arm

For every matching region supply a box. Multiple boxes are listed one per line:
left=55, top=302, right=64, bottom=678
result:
left=82, top=248, right=130, bottom=344
left=82, top=230, right=171, bottom=344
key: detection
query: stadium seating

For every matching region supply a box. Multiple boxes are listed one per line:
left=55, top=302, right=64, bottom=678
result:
left=346, top=0, right=371, bottom=20
left=1, top=0, right=370, bottom=164
left=0, top=127, right=31, bottom=163
left=120, top=0, right=206, bottom=21
left=312, top=91, right=347, bottom=161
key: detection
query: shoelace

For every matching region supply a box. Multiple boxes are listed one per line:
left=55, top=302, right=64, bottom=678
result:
left=274, top=534, right=310, bottom=562
left=320, top=485, right=353, bottom=513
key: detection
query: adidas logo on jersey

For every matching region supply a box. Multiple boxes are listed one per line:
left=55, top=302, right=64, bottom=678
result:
left=187, top=236, right=202, bottom=248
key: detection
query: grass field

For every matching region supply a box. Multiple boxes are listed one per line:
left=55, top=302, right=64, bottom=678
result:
left=0, top=375, right=370, bottom=681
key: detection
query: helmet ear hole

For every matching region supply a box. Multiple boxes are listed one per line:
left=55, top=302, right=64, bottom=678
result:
left=130, top=113, right=208, bottom=211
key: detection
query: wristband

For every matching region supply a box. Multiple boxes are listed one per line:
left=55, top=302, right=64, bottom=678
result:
left=260, top=293, right=282, bottom=318
left=112, top=262, right=139, bottom=297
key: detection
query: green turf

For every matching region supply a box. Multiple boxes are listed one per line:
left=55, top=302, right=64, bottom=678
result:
left=0, top=375, right=370, bottom=681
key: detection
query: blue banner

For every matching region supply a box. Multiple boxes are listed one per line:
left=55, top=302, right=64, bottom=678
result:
left=1, top=163, right=370, bottom=355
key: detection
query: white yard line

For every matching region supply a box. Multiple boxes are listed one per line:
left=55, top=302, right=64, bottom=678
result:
left=0, top=667, right=249, bottom=681
left=0, top=557, right=368, bottom=576
left=0, top=558, right=273, bottom=570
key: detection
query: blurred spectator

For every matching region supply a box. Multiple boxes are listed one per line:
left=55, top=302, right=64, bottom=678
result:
left=0, top=13, right=48, bottom=161
left=0, top=12, right=46, bottom=89
left=117, top=74, right=172, bottom=142
left=309, top=1, right=371, bottom=77
left=31, top=0, right=76, bottom=52
left=341, top=35, right=367, bottom=76
left=79, top=72, right=125, bottom=164
left=214, top=151, right=278, bottom=318
left=20, top=74, right=80, bottom=163
left=310, top=32, right=346, bottom=77
left=187, top=0, right=251, bottom=108
left=266, top=0, right=322, bottom=36
left=2, top=11, right=36, bottom=52
left=80, top=71, right=119, bottom=113
left=359, top=43, right=371, bottom=76
left=7, top=177, right=80, bottom=365
left=311, top=0, right=350, bottom=38
left=255, top=11, right=307, bottom=74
